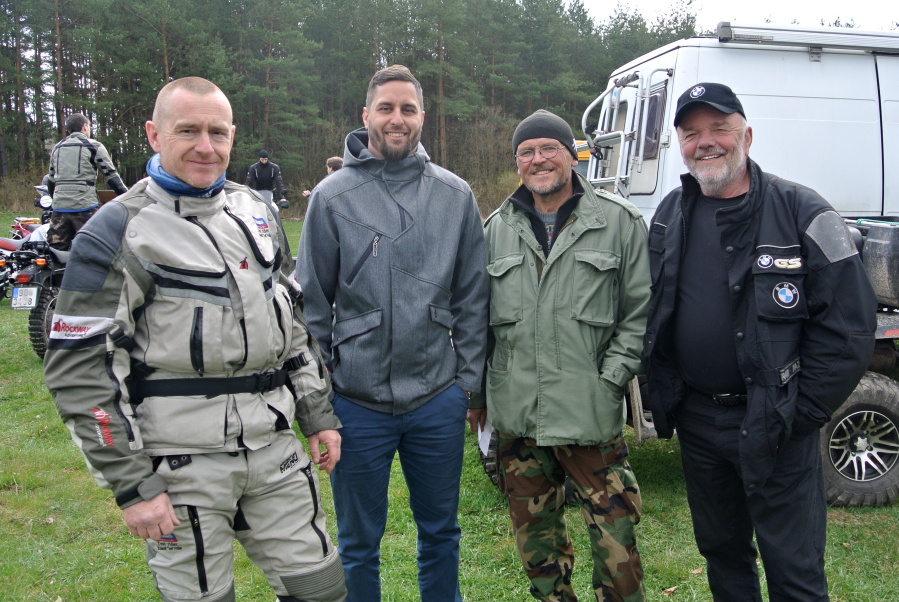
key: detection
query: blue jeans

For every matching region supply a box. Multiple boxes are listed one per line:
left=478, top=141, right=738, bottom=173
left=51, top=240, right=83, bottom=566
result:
left=330, top=385, right=468, bottom=602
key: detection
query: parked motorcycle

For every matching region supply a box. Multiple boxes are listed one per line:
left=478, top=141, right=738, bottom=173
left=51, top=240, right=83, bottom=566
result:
left=6, top=232, right=67, bottom=359
left=8, top=216, right=42, bottom=240
left=0, top=239, right=16, bottom=299
left=34, top=184, right=53, bottom=224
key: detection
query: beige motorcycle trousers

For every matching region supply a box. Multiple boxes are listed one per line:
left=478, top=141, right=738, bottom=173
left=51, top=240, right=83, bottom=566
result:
left=145, top=430, right=346, bottom=602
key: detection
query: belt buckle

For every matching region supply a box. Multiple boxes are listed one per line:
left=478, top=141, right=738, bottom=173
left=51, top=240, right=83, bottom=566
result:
left=254, top=372, right=274, bottom=392
left=712, top=393, right=746, bottom=407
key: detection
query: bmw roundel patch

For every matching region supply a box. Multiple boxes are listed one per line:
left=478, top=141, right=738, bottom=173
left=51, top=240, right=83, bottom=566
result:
left=773, top=282, right=800, bottom=309
left=757, top=254, right=774, bottom=269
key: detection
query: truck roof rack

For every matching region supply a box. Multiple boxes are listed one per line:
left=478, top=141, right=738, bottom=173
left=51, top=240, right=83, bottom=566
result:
left=717, top=22, right=899, bottom=53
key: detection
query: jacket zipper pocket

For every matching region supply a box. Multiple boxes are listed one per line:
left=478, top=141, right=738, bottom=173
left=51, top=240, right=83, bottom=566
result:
left=186, top=505, right=209, bottom=594
left=346, top=234, right=381, bottom=285
left=190, top=307, right=204, bottom=376
left=104, top=351, right=135, bottom=442
left=302, top=462, right=329, bottom=556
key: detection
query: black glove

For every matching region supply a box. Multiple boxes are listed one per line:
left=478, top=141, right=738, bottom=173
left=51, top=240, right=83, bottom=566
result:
left=792, top=402, right=829, bottom=437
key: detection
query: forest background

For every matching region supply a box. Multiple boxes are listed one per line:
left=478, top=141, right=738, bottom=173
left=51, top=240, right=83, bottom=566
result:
left=0, top=0, right=706, bottom=213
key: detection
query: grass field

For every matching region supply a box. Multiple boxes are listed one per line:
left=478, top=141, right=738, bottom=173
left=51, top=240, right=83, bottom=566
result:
left=1, top=210, right=897, bottom=601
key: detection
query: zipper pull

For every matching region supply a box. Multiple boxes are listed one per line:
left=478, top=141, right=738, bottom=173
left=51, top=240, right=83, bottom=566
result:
left=372, top=235, right=380, bottom=257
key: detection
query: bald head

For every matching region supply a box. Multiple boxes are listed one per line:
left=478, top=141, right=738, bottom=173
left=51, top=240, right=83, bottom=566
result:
left=153, top=77, right=231, bottom=126
left=145, top=76, right=235, bottom=189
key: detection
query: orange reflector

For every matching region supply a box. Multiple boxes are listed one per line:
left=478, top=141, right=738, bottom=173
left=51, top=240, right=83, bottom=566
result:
left=35, top=258, right=47, bottom=266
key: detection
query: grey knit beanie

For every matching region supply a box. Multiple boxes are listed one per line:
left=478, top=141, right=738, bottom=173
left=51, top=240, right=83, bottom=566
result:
left=512, top=110, right=577, bottom=159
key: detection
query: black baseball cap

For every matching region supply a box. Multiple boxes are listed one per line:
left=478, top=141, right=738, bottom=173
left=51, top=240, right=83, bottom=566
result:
left=673, top=83, right=746, bottom=127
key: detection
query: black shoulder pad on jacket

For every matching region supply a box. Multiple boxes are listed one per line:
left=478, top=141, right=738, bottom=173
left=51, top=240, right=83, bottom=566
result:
left=805, top=210, right=858, bottom=267
left=62, top=202, right=127, bottom=293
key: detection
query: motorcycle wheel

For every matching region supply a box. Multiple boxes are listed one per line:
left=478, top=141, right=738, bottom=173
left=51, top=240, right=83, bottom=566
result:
left=29, top=286, right=58, bottom=359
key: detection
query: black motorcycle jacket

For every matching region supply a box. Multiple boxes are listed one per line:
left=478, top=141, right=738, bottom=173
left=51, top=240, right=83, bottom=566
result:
left=642, top=159, right=876, bottom=492
left=245, top=161, right=287, bottom=198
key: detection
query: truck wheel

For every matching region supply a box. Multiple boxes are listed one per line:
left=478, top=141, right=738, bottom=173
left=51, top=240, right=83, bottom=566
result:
left=821, top=372, right=899, bottom=507
left=28, top=287, right=58, bottom=360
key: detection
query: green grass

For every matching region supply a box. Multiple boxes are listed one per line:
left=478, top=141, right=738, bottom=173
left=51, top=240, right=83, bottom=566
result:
left=1, top=210, right=898, bottom=600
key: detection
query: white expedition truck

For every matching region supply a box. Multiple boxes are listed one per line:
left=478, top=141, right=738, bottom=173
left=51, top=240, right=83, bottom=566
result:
left=579, top=22, right=899, bottom=507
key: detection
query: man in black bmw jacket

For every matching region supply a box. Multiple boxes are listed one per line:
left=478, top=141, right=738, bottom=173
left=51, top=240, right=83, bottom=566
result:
left=642, top=82, right=876, bottom=601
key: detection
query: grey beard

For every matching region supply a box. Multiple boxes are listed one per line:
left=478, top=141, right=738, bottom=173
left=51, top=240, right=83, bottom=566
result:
left=689, top=146, right=746, bottom=197
left=527, top=179, right=568, bottom=197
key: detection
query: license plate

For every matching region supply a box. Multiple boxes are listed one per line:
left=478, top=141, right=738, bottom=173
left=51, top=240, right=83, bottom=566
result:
left=11, top=286, right=38, bottom=309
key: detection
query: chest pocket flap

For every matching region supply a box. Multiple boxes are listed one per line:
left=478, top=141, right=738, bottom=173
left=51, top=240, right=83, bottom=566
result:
left=487, top=253, right=525, bottom=326
left=571, top=249, right=620, bottom=326
left=752, top=249, right=809, bottom=321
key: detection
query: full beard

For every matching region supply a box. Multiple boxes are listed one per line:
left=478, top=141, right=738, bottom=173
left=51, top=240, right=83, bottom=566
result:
left=373, top=129, right=421, bottom=162
left=686, top=142, right=746, bottom=197
left=525, top=169, right=571, bottom=197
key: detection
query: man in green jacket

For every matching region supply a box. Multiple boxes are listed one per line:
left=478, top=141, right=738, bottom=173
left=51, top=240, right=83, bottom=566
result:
left=468, top=110, right=650, bottom=602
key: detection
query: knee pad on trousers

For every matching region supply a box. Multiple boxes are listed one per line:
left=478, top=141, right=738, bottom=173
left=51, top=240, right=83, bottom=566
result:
left=280, top=549, right=347, bottom=602
left=160, top=584, right=235, bottom=602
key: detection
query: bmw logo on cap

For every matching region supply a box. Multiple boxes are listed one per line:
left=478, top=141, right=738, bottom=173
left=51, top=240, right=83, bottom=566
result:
left=773, top=282, right=800, bottom=309
left=690, top=86, right=706, bottom=98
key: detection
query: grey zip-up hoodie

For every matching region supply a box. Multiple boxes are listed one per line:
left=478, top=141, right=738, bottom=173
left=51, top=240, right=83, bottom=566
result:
left=296, top=128, right=489, bottom=414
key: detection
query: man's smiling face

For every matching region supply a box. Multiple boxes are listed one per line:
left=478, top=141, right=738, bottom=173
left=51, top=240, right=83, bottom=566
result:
left=362, top=80, right=425, bottom=162
left=145, top=88, right=235, bottom=188
left=516, top=137, right=576, bottom=199
left=677, top=105, right=752, bottom=197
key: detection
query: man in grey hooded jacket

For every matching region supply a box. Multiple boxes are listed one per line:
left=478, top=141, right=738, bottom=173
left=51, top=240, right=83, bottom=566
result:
left=296, top=65, right=489, bottom=602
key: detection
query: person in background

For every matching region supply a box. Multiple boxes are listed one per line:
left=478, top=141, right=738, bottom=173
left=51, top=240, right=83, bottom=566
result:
left=44, top=76, right=346, bottom=602
left=246, top=149, right=289, bottom=210
left=643, top=82, right=876, bottom=601
left=47, top=113, right=128, bottom=250
left=296, top=64, right=489, bottom=602
left=469, top=109, right=649, bottom=602
left=303, top=156, right=343, bottom=197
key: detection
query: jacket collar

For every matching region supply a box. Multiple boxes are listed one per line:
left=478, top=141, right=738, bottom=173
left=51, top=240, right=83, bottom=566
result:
left=146, top=178, right=226, bottom=218
left=499, top=173, right=607, bottom=258
left=679, top=158, right=765, bottom=225
left=343, top=127, right=429, bottom=181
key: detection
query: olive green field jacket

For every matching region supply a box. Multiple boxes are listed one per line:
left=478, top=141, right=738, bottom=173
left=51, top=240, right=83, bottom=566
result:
left=477, top=176, right=651, bottom=446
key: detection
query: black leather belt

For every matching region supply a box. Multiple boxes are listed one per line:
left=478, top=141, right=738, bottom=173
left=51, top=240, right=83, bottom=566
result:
left=711, top=393, right=748, bottom=407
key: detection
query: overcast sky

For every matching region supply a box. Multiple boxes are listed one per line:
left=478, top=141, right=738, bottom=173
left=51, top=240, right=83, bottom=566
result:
left=586, top=0, right=898, bottom=33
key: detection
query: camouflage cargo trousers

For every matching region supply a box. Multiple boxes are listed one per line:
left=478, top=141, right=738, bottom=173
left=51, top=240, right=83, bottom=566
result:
left=47, top=207, right=98, bottom=251
left=498, top=434, right=645, bottom=602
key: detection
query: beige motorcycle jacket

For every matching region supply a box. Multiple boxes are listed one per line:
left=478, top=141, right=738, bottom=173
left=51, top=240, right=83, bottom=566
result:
left=44, top=178, right=339, bottom=509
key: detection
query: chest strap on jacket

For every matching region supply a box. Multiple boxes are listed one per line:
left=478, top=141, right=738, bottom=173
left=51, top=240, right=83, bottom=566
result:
left=127, top=354, right=310, bottom=404
left=54, top=178, right=97, bottom=186
left=109, top=325, right=136, bottom=352
left=753, top=357, right=801, bottom=387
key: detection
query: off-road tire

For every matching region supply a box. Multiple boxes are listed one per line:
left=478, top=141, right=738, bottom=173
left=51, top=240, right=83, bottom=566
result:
left=822, top=371, right=899, bottom=507
left=28, top=286, right=58, bottom=360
